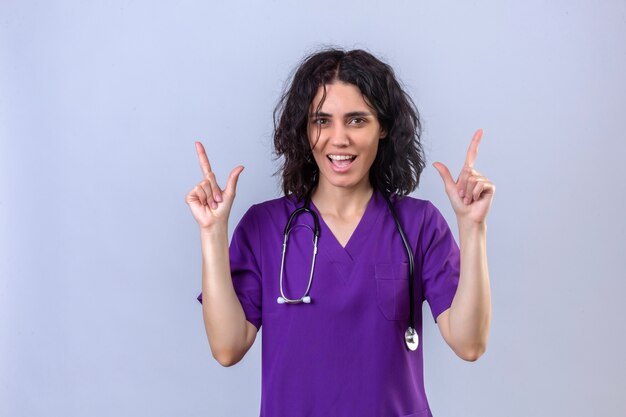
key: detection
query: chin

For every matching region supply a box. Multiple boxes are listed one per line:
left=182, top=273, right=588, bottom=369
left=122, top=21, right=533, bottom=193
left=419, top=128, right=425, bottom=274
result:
left=321, top=174, right=368, bottom=191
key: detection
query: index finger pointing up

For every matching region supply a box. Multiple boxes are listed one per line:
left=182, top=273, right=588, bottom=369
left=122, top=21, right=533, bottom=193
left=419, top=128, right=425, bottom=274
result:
left=464, top=128, right=483, bottom=168
left=195, top=141, right=213, bottom=178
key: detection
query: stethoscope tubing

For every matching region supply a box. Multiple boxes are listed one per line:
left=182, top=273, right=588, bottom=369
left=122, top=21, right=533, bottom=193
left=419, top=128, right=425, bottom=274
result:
left=277, top=191, right=419, bottom=350
left=278, top=201, right=320, bottom=304
left=383, top=194, right=416, bottom=331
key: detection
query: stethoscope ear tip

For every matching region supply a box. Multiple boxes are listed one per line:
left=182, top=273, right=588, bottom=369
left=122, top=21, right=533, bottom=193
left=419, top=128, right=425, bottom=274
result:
left=277, top=296, right=312, bottom=304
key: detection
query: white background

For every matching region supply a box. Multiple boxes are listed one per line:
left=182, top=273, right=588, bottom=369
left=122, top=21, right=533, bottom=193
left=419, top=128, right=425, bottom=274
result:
left=1, top=1, right=625, bottom=416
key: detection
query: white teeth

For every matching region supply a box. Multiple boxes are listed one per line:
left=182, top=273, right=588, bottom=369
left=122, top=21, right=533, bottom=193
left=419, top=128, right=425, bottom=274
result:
left=328, top=154, right=356, bottom=161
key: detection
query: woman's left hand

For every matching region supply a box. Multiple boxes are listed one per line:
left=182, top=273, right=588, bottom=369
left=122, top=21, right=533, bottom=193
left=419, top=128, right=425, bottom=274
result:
left=432, top=128, right=496, bottom=225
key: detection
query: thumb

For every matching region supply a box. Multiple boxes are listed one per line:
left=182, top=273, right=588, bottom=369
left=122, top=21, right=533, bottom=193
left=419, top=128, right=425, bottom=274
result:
left=432, top=162, right=455, bottom=191
left=225, top=165, right=245, bottom=195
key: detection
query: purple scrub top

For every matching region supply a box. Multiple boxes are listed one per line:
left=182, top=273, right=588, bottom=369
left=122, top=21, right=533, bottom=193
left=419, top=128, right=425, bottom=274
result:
left=198, top=189, right=460, bottom=417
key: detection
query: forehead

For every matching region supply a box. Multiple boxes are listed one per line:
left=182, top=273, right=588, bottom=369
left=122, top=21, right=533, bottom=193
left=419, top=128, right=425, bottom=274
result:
left=309, top=81, right=374, bottom=112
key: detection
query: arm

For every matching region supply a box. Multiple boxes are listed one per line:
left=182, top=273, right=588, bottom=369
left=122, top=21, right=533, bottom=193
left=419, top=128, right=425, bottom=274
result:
left=200, top=226, right=258, bottom=367
left=432, top=129, right=495, bottom=362
left=437, top=220, right=491, bottom=361
left=185, top=141, right=255, bottom=367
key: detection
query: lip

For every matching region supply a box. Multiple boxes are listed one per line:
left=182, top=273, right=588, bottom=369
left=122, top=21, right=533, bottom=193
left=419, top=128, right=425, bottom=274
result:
left=327, top=154, right=356, bottom=173
left=327, top=153, right=356, bottom=157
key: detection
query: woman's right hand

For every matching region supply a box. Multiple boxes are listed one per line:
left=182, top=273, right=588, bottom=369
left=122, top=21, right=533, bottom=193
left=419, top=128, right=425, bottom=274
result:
left=185, top=141, right=244, bottom=231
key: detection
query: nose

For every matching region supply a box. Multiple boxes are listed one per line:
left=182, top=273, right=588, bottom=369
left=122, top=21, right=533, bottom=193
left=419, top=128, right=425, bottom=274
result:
left=329, top=123, right=350, bottom=147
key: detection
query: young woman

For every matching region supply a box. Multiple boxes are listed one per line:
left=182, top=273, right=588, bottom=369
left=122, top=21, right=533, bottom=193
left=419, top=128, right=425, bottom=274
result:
left=186, top=48, right=494, bottom=417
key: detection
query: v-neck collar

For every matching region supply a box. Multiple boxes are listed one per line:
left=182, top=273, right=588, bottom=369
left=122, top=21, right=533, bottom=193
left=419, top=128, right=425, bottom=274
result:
left=308, top=189, right=384, bottom=264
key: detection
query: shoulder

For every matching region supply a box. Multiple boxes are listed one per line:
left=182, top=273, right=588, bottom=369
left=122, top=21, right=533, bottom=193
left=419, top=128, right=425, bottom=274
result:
left=246, top=194, right=298, bottom=217
left=387, top=194, right=453, bottom=243
left=392, top=194, right=447, bottom=221
left=235, top=195, right=298, bottom=233
left=390, top=193, right=432, bottom=218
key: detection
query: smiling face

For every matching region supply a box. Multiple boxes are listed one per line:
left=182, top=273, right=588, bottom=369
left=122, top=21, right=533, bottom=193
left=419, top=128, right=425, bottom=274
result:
left=307, top=81, right=387, bottom=194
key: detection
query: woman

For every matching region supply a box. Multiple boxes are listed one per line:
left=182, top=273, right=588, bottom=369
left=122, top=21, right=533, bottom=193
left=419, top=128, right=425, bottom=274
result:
left=187, top=48, right=494, bottom=417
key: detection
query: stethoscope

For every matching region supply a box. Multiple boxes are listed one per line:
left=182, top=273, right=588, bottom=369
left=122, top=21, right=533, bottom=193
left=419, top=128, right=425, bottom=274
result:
left=276, top=191, right=419, bottom=351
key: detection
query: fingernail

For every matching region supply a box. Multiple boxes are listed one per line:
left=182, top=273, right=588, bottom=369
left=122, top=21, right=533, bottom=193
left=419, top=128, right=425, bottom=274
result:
left=459, top=189, right=465, bottom=198
left=215, top=194, right=222, bottom=202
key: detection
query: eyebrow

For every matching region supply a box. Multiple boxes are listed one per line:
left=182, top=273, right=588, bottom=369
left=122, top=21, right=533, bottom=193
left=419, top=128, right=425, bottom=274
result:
left=309, top=111, right=373, bottom=118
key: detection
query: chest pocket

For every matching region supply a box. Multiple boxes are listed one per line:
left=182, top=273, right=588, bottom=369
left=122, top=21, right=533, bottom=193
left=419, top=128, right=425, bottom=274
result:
left=375, top=262, right=411, bottom=321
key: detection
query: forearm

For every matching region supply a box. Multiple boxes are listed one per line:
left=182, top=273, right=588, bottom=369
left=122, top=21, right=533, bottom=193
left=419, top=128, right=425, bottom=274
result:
left=448, top=220, right=492, bottom=358
left=199, top=225, right=248, bottom=364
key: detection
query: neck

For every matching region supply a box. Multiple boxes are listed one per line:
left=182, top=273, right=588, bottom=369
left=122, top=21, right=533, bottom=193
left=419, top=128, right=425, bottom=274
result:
left=310, top=180, right=374, bottom=218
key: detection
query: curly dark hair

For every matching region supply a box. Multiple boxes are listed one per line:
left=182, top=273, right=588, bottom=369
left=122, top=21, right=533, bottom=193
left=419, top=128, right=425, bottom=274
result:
left=273, top=47, right=425, bottom=201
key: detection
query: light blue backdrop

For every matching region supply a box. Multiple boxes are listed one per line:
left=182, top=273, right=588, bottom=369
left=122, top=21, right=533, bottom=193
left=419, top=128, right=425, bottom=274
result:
left=2, top=1, right=625, bottom=416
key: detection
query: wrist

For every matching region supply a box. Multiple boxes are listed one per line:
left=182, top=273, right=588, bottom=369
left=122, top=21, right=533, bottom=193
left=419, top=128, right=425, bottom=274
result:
left=457, top=219, right=487, bottom=234
left=199, top=223, right=229, bottom=238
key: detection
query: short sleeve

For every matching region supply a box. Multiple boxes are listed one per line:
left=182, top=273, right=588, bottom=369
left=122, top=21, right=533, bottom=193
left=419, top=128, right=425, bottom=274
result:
left=196, top=205, right=263, bottom=331
left=420, top=201, right=461, bottom=323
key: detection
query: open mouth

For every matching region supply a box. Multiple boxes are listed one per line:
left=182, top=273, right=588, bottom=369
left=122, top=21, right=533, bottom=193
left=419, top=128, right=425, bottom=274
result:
left=327, top=154, right=357, bottom=169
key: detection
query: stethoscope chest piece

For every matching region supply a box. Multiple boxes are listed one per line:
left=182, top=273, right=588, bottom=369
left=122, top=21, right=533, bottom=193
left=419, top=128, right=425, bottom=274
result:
left=405, top=327, right=419, bottom=351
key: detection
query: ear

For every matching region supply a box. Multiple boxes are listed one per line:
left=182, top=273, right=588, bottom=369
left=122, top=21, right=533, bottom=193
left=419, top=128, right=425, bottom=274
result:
left=379, top=128, right=388, bottom=139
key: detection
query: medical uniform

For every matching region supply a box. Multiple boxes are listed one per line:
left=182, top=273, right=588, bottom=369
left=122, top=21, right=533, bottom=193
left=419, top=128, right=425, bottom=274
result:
left=197, top=189, right=460, bottom=417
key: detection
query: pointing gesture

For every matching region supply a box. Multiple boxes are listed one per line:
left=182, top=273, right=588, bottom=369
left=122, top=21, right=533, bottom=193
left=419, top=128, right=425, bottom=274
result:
left=185, top=141, right=245, bottom=230
left=432, top=129, right=496, bottom=225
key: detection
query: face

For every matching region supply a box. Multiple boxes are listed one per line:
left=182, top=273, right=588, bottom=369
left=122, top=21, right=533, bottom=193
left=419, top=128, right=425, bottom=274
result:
left=307, top=81, right=387, bottom=193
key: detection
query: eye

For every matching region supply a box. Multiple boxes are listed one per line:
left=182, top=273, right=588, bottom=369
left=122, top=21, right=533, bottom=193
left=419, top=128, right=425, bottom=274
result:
left=349, top=117, right=366, bottom=125
left=312, top=118, right=329, bottom=126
